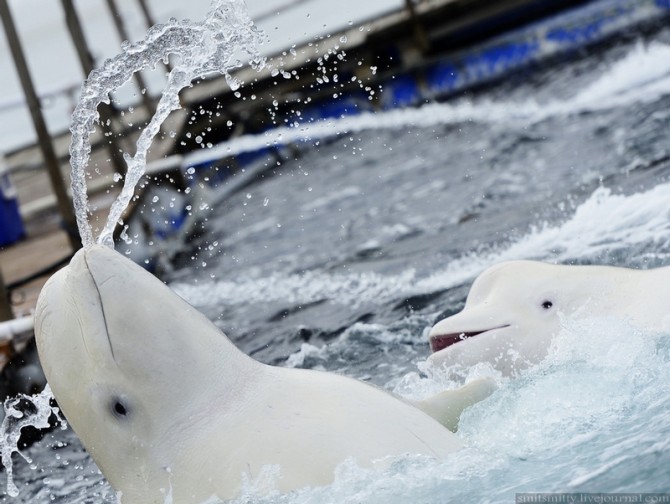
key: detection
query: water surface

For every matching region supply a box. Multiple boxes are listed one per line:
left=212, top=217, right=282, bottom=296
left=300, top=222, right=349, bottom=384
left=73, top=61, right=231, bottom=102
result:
left=3, top=24, right=670, bottom=504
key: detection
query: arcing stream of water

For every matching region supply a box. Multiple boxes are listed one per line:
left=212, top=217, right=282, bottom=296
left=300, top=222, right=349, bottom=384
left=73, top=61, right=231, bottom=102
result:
left=2, top=0, right=265, bottom=497
left=70, top=0, right=264, bottom=247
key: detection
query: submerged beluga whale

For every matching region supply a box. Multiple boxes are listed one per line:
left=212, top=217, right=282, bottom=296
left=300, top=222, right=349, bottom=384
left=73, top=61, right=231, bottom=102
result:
left=428, top=260, right=670, bottom=374
left=35, top=245, right=477, bottom=503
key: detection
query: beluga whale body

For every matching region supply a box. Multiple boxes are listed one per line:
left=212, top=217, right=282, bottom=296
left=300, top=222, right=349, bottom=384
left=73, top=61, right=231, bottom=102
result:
left=35, top=245, right=463, bottom=504
left=428, top=260, right=670, bottom=374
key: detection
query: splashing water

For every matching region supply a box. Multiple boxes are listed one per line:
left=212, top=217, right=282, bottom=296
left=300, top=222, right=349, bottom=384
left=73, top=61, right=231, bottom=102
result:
left=209, top=316, right=670, bottom=504
left=0, top=386, right=64, bottom=497
left=2, top=0, right=265, bottom=497
left=69, top=0, right=265, bottom=247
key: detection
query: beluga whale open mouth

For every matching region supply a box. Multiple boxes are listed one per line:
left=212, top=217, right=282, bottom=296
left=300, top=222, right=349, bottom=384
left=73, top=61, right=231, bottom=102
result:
left=429, top=325, right=511, bottom=353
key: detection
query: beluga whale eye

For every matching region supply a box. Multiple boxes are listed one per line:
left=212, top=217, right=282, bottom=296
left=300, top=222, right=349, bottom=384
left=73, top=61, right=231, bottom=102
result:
left=111, top=398, right=130, bottom=420
left=541, top=300, right=554, bottom=310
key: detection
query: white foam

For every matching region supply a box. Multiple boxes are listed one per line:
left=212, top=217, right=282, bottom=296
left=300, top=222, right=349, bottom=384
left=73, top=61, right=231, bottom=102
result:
left=571, top=41, right=670, bottom=110
left=417, top=182, right=670, bottom=294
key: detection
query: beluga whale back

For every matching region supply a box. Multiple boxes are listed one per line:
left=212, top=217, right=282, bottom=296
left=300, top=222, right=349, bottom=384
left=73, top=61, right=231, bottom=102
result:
left=35, top=245, right=461, bottom=503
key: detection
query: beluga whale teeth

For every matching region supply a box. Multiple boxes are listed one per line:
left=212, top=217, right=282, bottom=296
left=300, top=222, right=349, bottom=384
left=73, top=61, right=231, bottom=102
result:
left=34, top=245, right=464, bottom=503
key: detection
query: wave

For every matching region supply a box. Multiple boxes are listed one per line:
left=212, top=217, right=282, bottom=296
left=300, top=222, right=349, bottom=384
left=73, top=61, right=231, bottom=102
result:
left=185, top=41, right=670, bottom=164
left=175, top=180, right=670, bottom=312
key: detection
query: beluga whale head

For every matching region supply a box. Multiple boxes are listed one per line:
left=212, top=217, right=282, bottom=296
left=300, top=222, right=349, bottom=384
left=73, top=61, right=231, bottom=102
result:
left=35, top=245, right=462, bottom=503
left=35, top=245, right=258, bottom=502
left=428, top=260, right=664, bottom=375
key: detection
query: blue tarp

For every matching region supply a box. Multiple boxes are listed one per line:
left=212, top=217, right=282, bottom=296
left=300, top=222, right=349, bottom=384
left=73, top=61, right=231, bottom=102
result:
left=0, top=168, right=24, bottom=247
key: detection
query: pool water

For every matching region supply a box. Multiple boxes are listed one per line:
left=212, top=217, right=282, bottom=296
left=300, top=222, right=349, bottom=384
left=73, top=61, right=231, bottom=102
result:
left=3, top=22, right=670, bottom=504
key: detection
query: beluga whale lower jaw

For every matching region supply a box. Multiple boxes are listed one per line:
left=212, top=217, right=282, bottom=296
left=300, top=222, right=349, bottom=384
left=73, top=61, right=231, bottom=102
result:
left=35, top=245, right=462, bottom=504
left=427, top=260, right=670, bottom=375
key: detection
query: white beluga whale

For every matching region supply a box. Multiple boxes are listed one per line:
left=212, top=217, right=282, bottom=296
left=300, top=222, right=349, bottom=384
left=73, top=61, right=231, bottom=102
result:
left=428, top=260, right=670, bottom=375
left=35, top=245, right=467, bottom=504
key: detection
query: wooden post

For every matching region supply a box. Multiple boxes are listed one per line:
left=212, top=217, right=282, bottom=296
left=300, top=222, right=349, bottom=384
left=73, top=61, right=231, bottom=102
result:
left=104, top=0, right=155, bottom=115
left=405, top=0, right=430, bottom=52
left=60, top=0, right=128, bottom=176
left=0, top=0, right=81, bottom=251
left=0, top=270, right=13, bottom=322
left=136, top=0, right=173, bottom=73
left=136, top=0, right=157, bottom=30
